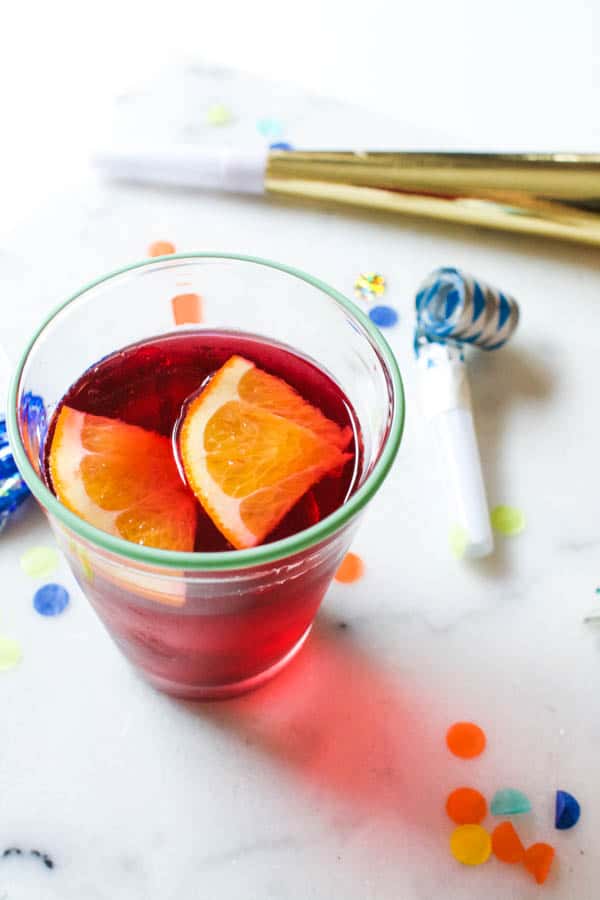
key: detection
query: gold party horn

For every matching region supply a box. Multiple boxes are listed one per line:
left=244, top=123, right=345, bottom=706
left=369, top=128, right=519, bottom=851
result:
left=265, top=152, right=600, bottom=247
left=95, top=146, right=600, bottom=247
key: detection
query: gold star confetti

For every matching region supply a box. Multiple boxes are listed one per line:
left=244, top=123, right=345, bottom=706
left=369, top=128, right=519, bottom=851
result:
left=354, top=272, right=386, bottom=303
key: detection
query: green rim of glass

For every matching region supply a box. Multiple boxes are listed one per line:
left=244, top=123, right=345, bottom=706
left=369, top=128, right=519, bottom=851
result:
left=8, top=253, right=404, bottom=571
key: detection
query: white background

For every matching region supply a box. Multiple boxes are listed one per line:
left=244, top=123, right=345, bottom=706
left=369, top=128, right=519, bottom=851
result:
left=1, top=6, right=600, bottom=899
left=2, top=0, right=600, bottom=235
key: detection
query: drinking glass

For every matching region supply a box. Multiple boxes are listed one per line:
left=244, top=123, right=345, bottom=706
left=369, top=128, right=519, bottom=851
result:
left=8, top=254, right=404, bottom=699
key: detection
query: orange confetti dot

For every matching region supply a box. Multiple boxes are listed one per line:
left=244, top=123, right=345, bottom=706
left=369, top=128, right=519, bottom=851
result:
left=492, top=822, right=525, bottom=863
left=148, top=240, right=176, bottom=257
left=446, top=787, right=487, bottom=825
left=171, top=293, right=203, bottom=325
left=334, top=552, right=365, bottom=584
left=524, top=842, right=555, bottom=885
left=446, top=722, right=486, bottom=759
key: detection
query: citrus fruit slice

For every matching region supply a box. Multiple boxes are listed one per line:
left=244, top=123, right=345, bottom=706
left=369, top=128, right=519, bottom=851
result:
left=49, top=407, right=196, bottom=552
left=179, top=355, right=352, bottom=549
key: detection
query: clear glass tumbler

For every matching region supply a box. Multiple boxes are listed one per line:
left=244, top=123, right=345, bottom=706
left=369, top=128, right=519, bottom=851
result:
left=8, top=254, right=404, bottom=699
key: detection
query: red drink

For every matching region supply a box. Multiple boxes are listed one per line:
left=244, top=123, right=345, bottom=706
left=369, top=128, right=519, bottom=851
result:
left=45, top=331, right=361, bottom=696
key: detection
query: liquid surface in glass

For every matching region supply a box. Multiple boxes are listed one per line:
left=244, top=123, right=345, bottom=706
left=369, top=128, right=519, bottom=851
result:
left=44, top=330, right=361, bottom=553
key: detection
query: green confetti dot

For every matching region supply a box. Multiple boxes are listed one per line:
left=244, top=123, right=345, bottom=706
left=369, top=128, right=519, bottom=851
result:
left=20, top=546, right=59, bottom=578
left=206, top=104, right=233, bottom=126
left=490, top=505, right=526, bottom=536
left=490, top=788, right=532, bottom=816
left=0, top=636, right=22, bottom=671
left=449, top=524, right=468, bottom=559
left=76, top=545, right=94, bottom=582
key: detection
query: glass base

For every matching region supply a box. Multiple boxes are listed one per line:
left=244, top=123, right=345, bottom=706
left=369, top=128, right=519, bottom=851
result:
left=140, top=625, right=312, bottom=701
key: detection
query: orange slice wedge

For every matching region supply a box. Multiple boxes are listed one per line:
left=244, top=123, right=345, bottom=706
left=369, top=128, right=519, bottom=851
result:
left=179, top=355, right=352, bottom=549
left=49, top=407, right=196, bottom=552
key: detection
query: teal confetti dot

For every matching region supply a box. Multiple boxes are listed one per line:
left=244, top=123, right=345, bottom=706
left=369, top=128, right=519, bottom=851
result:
left=490, top=788, right=532, bottom=816
left=257, top=118, right=284, bottom=139
left=33, top=583, right=70, bottom=617
left=369, top=305, right=399, bottom=328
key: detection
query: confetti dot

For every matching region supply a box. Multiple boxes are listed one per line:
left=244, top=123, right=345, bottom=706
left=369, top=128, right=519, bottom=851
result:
left=524, top=843, right=555, bottom=885
left=20, top=546, right=59, bottom=579
left=76, top=545, right=94, bottom=582
left=555, top=790, right=580, bottom=830
left=446, top=787, right=487, bottom=825
left=491, top=822, right=525, bottom=863
left=257, top=117, right=284, bottom=139
left=334, top=552, right=365, bottom=584
left=270, top=141, right=293, bottom=151
left=446, top=722, right=486, bottom=759
left=450, top=825, right=492, bottom=866
left=490, top=505, right=526, bottom=536
left=368, top=305, right=399, bottom=328
left=148, top=240, right=175, bottom=257
left=207, top=105, right=233, bottom=126
left=490, top=788, right=531, bottom=816
left=354, top=272, right=386, bottom=302
left=449, top=524, right=468, bottom=559
left=0, top=636, right=22, bottom=671
left=171, top=293, right=203, bottom=325
left=33, top=583, right=70, bottom=617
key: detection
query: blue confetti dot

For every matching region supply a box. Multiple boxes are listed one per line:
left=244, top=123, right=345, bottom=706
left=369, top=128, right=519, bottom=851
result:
left=257, top=118, right=284, bottom=139
left=33, top=583, right=70, bottom=617
left=368, top=305, right=399, bottom=328
left=269, top=141, right=293, bottom=151
left=555, top=790, right=581, bottom=830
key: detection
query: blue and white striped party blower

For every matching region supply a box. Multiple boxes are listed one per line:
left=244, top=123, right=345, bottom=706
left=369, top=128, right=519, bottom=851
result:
left=0, top=347, right=31, bottom=531
left=415, top=268, right=519, bottom=558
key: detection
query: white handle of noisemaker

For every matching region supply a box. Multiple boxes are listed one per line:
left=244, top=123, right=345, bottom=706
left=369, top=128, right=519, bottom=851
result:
left=417, top=343, right=493, bottom=558
left=93, top=145, right=269, bottom=193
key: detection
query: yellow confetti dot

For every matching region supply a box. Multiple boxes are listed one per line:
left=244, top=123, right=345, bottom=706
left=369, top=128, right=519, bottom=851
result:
left=0, top=636, right=22, bottom=672
left=207, top=104, right=233, bottom=126
left=76, top=545, right=94, bottom=582
left=450, top=824, right=492, bottom=866
left=449, top=524, right=468, bottom=559
left=20, top=546, right=59, bottom=578
left=490, top=505, right=526, bottom=536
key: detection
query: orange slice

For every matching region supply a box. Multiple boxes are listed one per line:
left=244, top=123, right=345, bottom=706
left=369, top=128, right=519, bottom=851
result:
left=49, top=407, right=196, bottom=552
left=179, top=355, right=352, bottom=549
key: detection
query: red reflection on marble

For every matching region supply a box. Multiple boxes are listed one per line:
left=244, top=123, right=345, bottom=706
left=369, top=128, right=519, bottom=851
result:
left=196, top=618, right=445, bottom=836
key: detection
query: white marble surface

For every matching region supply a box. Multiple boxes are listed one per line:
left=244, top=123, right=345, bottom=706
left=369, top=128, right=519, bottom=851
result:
left=0, top=67, right=599, bottom=899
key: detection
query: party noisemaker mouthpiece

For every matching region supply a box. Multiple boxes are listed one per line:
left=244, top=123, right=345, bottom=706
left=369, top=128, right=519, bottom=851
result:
left=416, top=267, right=519, bottom=349
left=415, top=268, right=520, bottom=559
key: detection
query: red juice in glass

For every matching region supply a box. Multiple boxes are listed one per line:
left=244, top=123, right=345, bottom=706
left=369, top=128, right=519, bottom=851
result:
left=44, top=331, right=361, bottom=696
